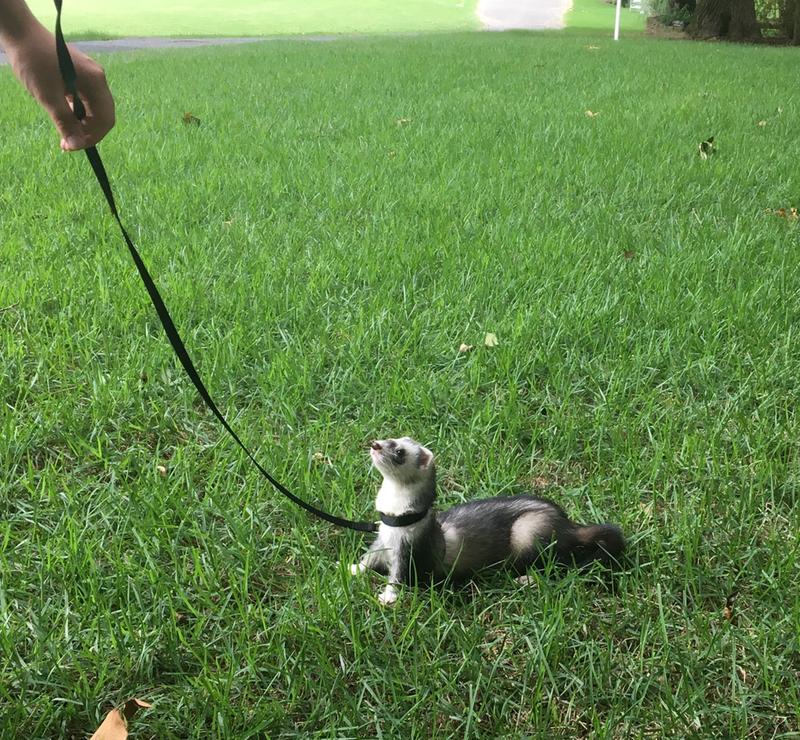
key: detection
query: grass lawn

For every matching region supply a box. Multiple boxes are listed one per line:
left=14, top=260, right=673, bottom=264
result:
left=26, top=0, right=480, bottom=37
left=568, top=0, right=646, bottom=33
left=2, top=25, right=800, bottom=738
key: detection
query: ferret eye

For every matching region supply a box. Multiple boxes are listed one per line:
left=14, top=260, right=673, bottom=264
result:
left=394, top=448, right=406, bottom=463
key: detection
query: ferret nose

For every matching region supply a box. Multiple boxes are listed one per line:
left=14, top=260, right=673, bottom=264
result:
left=371, top=441, right=382, bottom=451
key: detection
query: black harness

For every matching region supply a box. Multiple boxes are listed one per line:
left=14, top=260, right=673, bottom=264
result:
left=378, top=509, right=430, bottom=527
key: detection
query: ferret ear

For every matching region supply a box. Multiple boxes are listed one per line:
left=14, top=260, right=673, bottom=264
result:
left=417, top=446, right=434, bottom=469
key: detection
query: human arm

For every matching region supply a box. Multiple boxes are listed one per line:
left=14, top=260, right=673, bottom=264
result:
left=0, top=0, right=114, bottom=150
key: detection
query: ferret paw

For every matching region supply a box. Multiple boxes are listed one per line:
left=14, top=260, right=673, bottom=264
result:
left=378, top=584, right=399, bottom=606
left=350, top=563, right=367, bottom=576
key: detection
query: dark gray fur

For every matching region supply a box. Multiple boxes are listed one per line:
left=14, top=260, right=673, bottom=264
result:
left=358, top=438, right=625, bottom=592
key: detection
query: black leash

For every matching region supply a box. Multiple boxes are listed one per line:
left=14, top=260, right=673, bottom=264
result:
left=52, top=0, right=378, bottom=533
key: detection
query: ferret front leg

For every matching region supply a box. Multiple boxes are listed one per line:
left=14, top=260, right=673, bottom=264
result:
left=379, top=539, right=411, bottom=606
left=350, top=538, right=390, bottom=576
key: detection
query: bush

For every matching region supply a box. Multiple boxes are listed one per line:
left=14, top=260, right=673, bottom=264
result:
left=644, top=0, right=693, bottom=24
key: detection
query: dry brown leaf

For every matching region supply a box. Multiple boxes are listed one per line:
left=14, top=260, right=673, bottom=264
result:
left=90, top=700, right=151, bottom=740
left=122, top=698, right=151, bottom=720
left=458, top=343, right=474, bottom=354
left=182, top=112, right=201, bottom=126
left=585, top=109, right=599, bottom=118
left=156, top=465, right=167, bottom=477
left=698, top=136, right=715, bottom=159
left=722, top=592, right=736, bottom=623
left=90, top=710, right=128, bottom=740
left=770, top=207, right=798, bottom=220
left=623, top=249, right=635, bottom=259
left=737, top=665, right=747, bottom=682
left=484, top=332, right=498, bottom=348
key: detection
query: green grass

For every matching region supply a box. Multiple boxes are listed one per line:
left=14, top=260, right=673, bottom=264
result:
left=27, top=0, right=479, bottom=37
left=568, top=0, right=646, bottom=32
left=2, top=28, right=800, bottom=738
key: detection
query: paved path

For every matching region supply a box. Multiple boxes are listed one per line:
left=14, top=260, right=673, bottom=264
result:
left=0, top=35, right=341, bottom=66
left=477, top=0, right=572, bottom=30
left=0, top=3, right=572, bottom=67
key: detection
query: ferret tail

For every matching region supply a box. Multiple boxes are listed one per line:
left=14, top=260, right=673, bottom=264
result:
left=571, top=523, right=625, bottom=567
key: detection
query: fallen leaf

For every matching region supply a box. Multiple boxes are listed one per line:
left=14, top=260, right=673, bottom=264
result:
left=122, top=698, right=151, bottom=721
left=90, top=710, right=127, bottom=740
left=623, top=249, right=635, bottom=259
left=458, top=343, right=474, bottom=354
left=722, top=592, right=736, bottom=623
left=156, top=465, right=167, bottom=477
left=737, top=665, right=747, bottom=682
left=585, top=45, right=600, bottom=50
left=312, top=451, right=332, bottom=465
left=182, top=112, right=201, bottom=126
left=484, top=332, right=498, bottom=348
left=585, top=109, right=599, bottom=118
left=396, top=117, right=412, bottom=126
left=90, top=699, right=151, bottom=740
left=757, top=120, right=767, bottom=127
left=698, top=136, right=715, bottom=160
left=769, top=207, right=798, bottom=220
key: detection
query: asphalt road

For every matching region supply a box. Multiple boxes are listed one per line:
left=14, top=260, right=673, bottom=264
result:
left=0, top=1, right=573, bottom=67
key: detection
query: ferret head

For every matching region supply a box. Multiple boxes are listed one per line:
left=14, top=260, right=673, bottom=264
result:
left=369, top=436, right=435, bottom=485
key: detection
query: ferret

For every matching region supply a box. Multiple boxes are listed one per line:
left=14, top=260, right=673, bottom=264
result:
left=351, top=437, right=625, bottom=605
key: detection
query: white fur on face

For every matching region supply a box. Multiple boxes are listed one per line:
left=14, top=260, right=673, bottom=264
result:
left=370, top=437, right=434, bottom=483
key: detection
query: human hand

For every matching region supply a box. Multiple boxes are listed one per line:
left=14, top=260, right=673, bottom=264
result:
left=4, top=17, right=115, bottom=151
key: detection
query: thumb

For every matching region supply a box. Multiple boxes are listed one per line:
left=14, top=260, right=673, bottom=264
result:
left=48, top=98, right=88, bottom=151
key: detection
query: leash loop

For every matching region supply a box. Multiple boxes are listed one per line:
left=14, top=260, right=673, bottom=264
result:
left=52, top=0, right=378, bottom=533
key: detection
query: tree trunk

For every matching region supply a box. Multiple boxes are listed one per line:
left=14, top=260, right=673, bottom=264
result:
left=794, top=0, right=800, bottom=44
left=692, top=0, right=762, bottom=39
left=728, top=0, right=762, bottom=39
left=692, top=0, right=732, bottom=37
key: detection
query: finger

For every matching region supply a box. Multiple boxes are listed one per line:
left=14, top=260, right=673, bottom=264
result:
left=81, top=104, right=115, bottom=147
left=44, top=96, right=88, bottom=151
left=77, top=73, right=115, bottom=147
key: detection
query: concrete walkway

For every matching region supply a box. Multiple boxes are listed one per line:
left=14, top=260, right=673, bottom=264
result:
left=0, top=3, right=572, bottom=67
left=0, top=35, right=339, bottom=66
left=477, top=0, right=573, bottom=30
